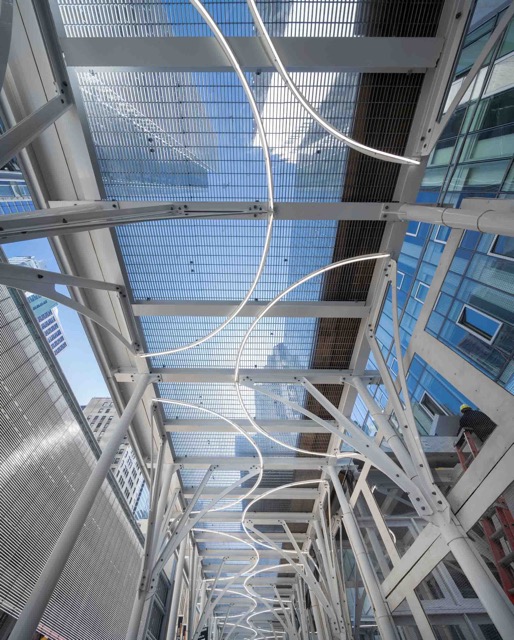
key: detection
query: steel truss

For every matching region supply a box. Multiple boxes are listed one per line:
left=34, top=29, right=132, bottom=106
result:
left=3, top=0, right=514, bottom=639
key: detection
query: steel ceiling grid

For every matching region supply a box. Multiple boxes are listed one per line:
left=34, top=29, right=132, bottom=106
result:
left=140, top=315, right=318, bottom=369
left=57, top=0, right=444, bottom=38
left=158, top=382, right=255, bottom=420
left=75, top=70, right=357, bottom=202
left=171, top=430, right=302, bottom=459
left=116, top=218, right=338, bottom=303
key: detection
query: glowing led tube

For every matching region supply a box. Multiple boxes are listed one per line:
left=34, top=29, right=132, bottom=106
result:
left=153, top=399, right=263, bottom=512
left=246, top=0, right=419, bottom=166
left=244, top=564, right=295, bottom=603
left=235, top=253, right=389, bottom=457
left=212, top=590, right=257, bottom=618
left=241, top=478, right=353, bottom=551
left=140, top=0, right=275, bottom=359
left=192, top=528, right=260, bottom=581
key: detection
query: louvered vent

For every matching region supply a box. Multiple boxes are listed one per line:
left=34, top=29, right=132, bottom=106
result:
left=0, top=286, right=142, bottom=640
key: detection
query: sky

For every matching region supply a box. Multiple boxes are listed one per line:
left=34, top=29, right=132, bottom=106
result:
left=3, top=238, right=109, bottom=405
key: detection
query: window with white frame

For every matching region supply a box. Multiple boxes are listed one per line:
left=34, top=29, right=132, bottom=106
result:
left=419, top=392, right=448, bottom=419
left=434, top=225, right=451, bottom=244
left=406, top=221, right=420, bottom=237
left=414, top=282, right=430, bottom=303
left=488, top=235, right=514, bottom=261
left=396, top=271, right=405, bottom=289
left=457, top=304, right=502, bottom=344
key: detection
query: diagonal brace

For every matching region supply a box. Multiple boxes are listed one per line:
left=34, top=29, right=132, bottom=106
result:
left=0, top=262, right=138, bottom=353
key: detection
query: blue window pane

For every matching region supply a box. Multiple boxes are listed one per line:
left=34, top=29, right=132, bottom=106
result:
left=406, top=221, right=420, bottom=236
left=460, top=230, right=480, bottom=251
left=458, top=305, right=502, bottom=342
left=434, top=225, right=451, bottom=243
left=490, top=235, right=514, bottom=260
left=415, top=282, right=429, bottom=302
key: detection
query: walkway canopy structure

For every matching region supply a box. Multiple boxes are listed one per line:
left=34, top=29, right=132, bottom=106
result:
left=1, top=1, right=514, bottom=639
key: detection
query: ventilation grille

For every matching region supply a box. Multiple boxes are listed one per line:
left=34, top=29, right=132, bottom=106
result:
left=0, top=286, right=142, bottom=640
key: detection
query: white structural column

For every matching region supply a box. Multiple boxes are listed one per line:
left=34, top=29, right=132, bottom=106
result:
left=126, top=447, right=173, bottom=640
left=165, top=539, right=188, bottom=640
left=9, top=374, right=153, bottom=640
left=394, top=199, right=514, bottom=236
left=434, top=514, right=514, bottom=640
left=327, top=466, right=398, bottom=640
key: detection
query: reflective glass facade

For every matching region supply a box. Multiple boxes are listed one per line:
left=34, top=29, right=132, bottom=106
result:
left=427, top=231, right=514, bottom=391
left=356, top=3, right=514, bottom=440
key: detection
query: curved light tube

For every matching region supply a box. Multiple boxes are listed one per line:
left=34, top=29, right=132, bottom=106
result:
left=153, top=399, right=263, bottom=512
left=247, top=610, right=288, bottom=637
left=244, top=564, right=294, bottom=603
left=193, top=528, right=260, bottom=582
left=242, top=478, right=337, bottom=551
left=235, top=253, right=389, bottom=456
left=140, top=0, right=275, bottom=359
left=246, top=0, right=419, bottom=167
left=211, top=589, right=257, bottom=620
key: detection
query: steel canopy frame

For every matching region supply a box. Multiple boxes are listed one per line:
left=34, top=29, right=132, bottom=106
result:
left=2, top=0, right=510, bottom=629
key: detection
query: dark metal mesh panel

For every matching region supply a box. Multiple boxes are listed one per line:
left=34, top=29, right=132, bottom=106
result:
left=342, top=74, right=425, bottom=202
left=0, top=286, right=142, bottom=640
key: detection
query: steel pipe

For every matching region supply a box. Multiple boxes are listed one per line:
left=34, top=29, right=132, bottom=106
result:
left=327, top=466, right=398, bottom=640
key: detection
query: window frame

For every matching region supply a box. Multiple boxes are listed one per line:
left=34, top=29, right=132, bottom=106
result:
left=457, top=304, right=502, bottom=345
left=406, top=221, right=421, bottom=237
left=414, top=282, right=430, bottom=303
left=396, top=271, right=405, bottom=289
left=419, top=391, right=449, bottom=420
left=488, top=234, right=514, bottom=262
left=434, top=225, right=450, bottom=244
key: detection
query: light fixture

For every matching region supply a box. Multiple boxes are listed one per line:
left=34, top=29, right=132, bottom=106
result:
left=234, top=253, right=389, bottom=456
left=140, top=0, right=275, bottom=358
left=246, top=0, right=420, bottom=166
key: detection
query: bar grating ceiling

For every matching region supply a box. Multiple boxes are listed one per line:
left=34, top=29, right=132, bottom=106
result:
left=77, top=70, right=357, bottom=202
left=46, top=0, right=446, bottom=622
left=57, top=1, right=443, bottom=38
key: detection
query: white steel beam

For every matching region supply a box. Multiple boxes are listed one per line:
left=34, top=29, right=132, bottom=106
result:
left=114, top=368, right=379, bottom=384
left=200, top=550, right=298, bottom=559
left=183, top=487, right=319, bottom=500
left=59, top=36, right=443, bottom=73
left=174, top=457, right=333, bottom=470
left=193, top=532, right=308, bottom=544
left=0, top=200, right=392, bottom=244
left=50, top=200, right=389, bottom=221
left=200, top=512, right=313, bottom=523
left=0, top=94, right=71, bottom=168
left=165, top=419, right=331, bottom=434
left=394, top=199, right=514, bottom=236
left=132, top=300, right=370, bottom=319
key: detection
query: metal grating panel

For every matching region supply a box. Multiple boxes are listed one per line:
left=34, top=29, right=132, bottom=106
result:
left=0, top=286, right=142, bottom=640
left=76, top=70, right=357, bottom=202
left=117, top=219, right=338, bottom=302
left=57, top=1, right=443, bottom=38
left=342, top=74, right=425, bottom=202
left=171, top=431, right=301, bottom=458
left=142, top=316, right=318, bottom=369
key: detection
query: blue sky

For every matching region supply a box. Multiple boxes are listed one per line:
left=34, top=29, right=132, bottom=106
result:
left=3, top=238, right=109, bottom=405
